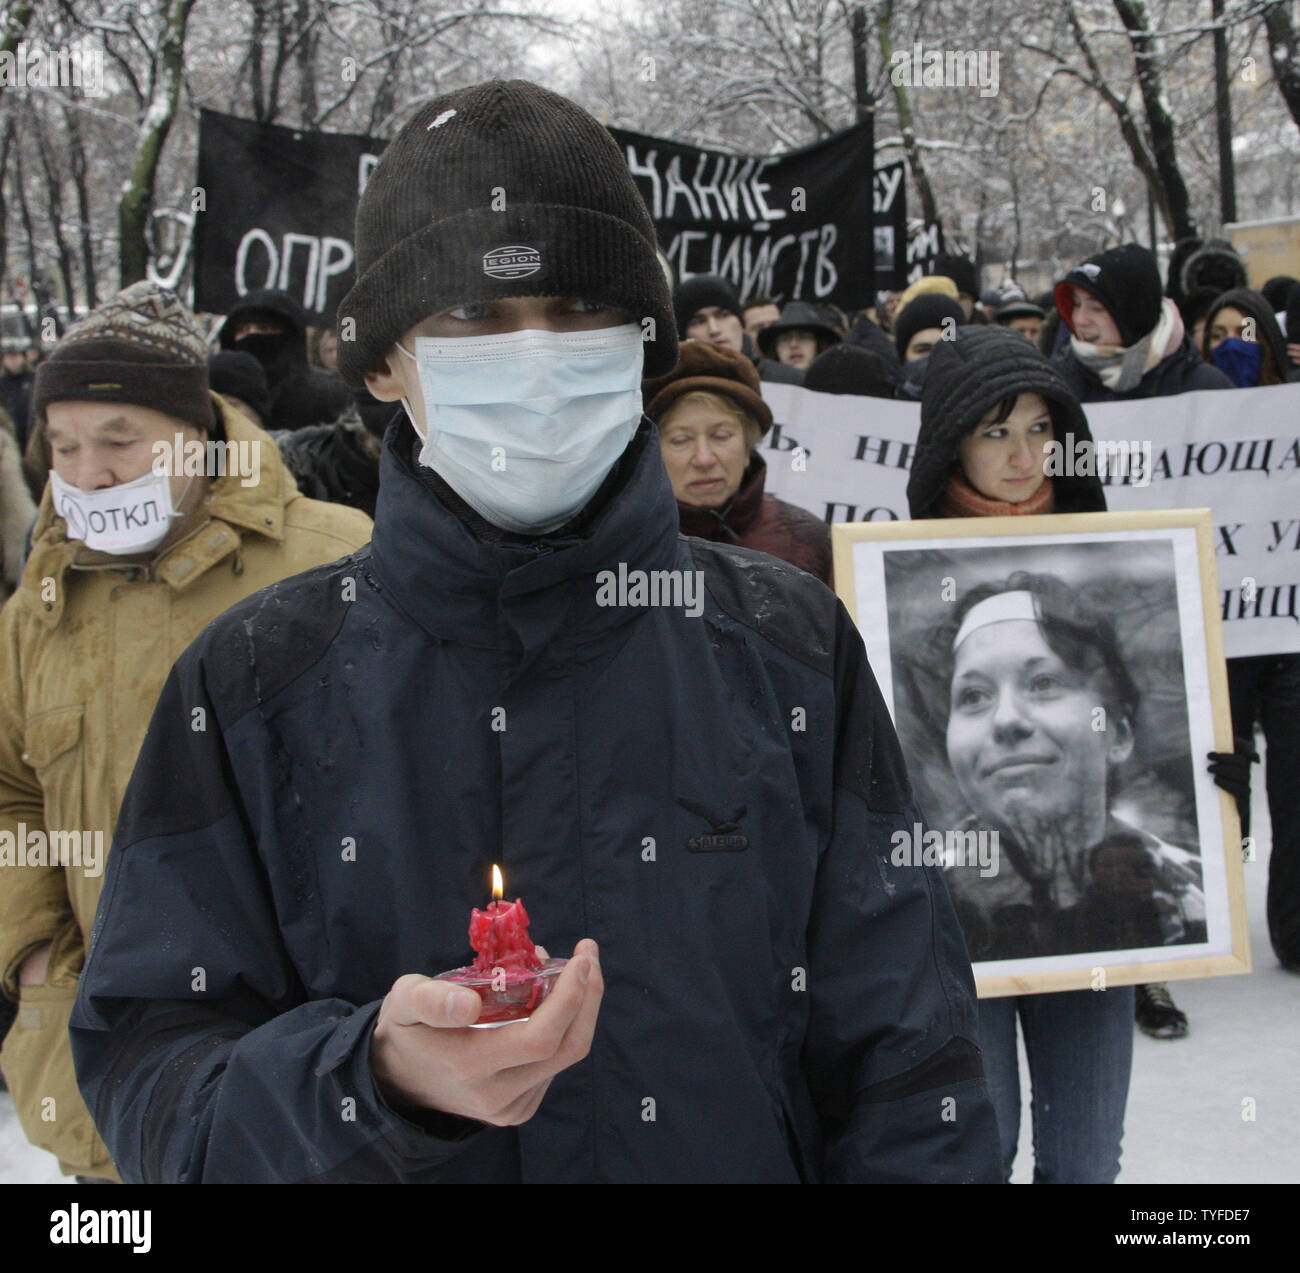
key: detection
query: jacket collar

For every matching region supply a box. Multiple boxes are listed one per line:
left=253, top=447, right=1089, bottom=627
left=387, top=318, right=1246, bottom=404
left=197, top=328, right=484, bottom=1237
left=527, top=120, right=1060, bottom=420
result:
left=367, top=414, right=682, bottom=654
left=20, top=396, right=295, bottom=627
left=676, top=452, right=766, bottom=541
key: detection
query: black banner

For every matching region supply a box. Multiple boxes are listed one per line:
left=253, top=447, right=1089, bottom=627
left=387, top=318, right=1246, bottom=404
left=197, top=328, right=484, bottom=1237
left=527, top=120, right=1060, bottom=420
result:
left=609, top=121, right=878, bottom=309
left=194, top=109, right=385, bottom=322
left=907, top=217, right=945, bottom=284
left=194, top=110, right=902, bottom=322
left=873, top=159, right=906, bottom=292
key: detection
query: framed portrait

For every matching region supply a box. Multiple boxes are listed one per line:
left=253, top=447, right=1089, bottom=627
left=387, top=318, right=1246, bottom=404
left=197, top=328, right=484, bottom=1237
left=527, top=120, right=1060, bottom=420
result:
left=833, top=509, right=1251, bottom=997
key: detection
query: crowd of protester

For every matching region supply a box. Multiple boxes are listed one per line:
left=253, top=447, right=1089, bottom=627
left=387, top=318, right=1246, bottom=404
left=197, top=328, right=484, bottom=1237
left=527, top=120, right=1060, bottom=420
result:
left=0, top=77, right=1296, bottom=1185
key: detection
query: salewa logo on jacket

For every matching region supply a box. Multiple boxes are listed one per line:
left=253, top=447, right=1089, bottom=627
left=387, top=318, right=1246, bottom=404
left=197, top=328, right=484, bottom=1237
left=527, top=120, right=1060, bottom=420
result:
left=678, top=798, right=749, bottom=851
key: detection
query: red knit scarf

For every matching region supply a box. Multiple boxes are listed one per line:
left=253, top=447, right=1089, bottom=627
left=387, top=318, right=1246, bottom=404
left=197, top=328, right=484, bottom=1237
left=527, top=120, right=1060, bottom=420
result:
left=937, top=473, right=1055, bottom=519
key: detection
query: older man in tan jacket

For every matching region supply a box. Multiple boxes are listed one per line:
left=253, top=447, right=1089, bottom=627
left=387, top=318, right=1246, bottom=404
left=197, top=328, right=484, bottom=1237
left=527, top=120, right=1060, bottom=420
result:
left=0, top=282, right=371, bottom=1181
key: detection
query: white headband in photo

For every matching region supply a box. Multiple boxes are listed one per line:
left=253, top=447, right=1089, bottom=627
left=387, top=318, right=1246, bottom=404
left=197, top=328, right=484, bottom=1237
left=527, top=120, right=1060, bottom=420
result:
left=952, top=590, right=1039, bottom=651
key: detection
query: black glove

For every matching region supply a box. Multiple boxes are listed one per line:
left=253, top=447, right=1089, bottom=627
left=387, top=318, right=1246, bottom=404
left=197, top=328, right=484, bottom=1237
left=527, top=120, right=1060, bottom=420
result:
left=1207, top=736, right=1260, bottom=826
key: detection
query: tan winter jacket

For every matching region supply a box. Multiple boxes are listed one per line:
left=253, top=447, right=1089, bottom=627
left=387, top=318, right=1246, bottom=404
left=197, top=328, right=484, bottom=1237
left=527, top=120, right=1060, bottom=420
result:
left=0, top=396, right=372, bottom=1178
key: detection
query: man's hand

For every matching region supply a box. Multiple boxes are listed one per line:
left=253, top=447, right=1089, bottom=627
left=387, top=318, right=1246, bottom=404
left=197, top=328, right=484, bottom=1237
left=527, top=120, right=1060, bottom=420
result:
left=370, top=938, right=603, bottom=1127
left=18, top=941, right=52, bottom=987
left=1287, top=341, right=1300, bottom=368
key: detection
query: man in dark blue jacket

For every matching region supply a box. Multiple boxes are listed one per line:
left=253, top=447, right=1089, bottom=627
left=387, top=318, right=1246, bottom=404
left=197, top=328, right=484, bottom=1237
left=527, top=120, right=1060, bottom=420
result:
left=71, top=80, right=1001, bottom=1183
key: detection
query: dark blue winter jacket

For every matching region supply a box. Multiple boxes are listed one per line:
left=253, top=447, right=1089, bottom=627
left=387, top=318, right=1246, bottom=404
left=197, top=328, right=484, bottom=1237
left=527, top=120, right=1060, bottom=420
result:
left=71, top=415, right=1001, bottom=1183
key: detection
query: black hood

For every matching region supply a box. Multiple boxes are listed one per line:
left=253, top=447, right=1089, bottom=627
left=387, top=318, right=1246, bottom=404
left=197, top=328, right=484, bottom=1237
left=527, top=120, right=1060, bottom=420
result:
left=1201, top=287, right=1289, bottom=384
left=908, top=325, right=1106, bottom=519
left=1165, top=237, right=1203, bottom=306
left=1180, top=240, right=1247, bottom=297
left=219, top=288, right=309, bottom=346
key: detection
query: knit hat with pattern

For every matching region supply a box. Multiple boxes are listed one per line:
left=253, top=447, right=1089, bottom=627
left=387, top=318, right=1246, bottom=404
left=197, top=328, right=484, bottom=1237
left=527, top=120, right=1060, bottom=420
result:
left=336, top=79, right=676, bottom=387
left=32, top=281, right=213, bottom=432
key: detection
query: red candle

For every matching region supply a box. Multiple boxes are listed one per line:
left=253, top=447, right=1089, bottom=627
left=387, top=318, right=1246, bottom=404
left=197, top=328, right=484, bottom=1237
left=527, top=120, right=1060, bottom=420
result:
left=436, top=864, right=561, bottom=1025
left=467, top=865, right=542, bottom=975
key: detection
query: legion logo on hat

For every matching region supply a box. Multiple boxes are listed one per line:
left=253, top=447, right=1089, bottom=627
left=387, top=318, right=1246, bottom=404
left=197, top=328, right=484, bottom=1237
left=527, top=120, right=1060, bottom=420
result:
left=483, top=245, right=542, bottom=280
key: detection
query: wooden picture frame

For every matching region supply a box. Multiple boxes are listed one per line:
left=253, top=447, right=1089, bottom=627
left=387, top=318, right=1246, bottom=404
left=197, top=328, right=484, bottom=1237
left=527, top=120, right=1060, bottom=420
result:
left=833, top=508, right=1251, bottom=997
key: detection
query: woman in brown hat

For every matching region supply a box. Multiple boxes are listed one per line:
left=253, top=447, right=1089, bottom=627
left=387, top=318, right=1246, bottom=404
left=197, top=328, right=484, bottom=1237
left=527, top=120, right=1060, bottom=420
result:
left=643, top=340, right=831, bottom=584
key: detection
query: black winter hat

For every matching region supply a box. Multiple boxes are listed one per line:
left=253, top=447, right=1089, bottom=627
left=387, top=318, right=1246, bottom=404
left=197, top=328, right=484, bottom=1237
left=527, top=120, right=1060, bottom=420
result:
left=1180, top=239, right=1247, bottom=298
left=1055, top=243, right=1162, bottom=348
left=673, top=274, right=743, bottom=338
left=909, top=325, right=1105, bottom=519
left=336, top=79, right=676, bottom=387
left=756, top=301, right=842, bottom=359
left=803, top=344, right=899, bottom=398
left=208, top=350, right=272, bottom=424
left=993, top=300, right=1045, bottom=324
left=894, top=294, right=965, bottom=359
left=1260, top=275, right=1300, bottom=312
left=931, top=253, right=978, bottom=299
left=219, top=288, right=308, bottom=346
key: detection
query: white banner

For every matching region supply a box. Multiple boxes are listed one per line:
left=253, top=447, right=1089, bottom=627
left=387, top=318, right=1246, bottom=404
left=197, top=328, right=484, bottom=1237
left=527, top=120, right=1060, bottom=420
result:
left=759, top=381, right=1300, bottom=658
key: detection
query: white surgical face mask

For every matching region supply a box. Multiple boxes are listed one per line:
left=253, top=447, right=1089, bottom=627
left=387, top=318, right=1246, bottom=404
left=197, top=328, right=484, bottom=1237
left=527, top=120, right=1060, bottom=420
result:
left=49, top=467, right=182, bottom=555
left=397, top=323, right=645, bottom=534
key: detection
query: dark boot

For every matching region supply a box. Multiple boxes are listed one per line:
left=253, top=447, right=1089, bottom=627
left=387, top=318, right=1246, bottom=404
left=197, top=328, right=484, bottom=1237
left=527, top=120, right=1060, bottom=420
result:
left=1135, top=982, right=1188, bottom=1039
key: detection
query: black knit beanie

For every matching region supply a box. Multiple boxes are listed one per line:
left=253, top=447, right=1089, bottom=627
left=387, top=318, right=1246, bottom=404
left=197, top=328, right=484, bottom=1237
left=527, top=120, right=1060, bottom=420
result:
left=895, top=294, right=966, bottom=359
left=672, top=274, right=743, bottom=338
left=931, top=253, right=978, bottom=299
left=32, top=281, right=213, bottom=433
left=336, top=80, right=676, bottom=387
left=802, top=343, right=899, bottom=398
left=1055, top=243, right=1163, bottom=348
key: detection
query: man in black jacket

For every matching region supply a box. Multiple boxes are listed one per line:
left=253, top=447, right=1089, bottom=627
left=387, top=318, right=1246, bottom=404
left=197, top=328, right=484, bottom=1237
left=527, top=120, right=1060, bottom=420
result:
left=218, top=288, right=351, bottom=432
left=1052, top=244, right=1231, bottom=403
left=71, top=80, right=1000, bottom=1184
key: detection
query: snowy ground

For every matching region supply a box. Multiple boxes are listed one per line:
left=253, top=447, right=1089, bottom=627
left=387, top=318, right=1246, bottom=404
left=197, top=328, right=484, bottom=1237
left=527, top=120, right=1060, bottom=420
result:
left=0, top=775, right=1295, bottom=1185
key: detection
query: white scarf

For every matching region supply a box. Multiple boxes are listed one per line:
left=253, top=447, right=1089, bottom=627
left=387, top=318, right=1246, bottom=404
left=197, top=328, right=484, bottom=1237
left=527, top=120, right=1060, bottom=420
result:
left=1070, top=297, right=1178, bottom=392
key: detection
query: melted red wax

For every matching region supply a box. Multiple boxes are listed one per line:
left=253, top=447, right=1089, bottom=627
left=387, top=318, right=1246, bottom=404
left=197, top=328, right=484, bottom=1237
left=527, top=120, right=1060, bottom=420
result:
left=468, top=898, right=542, bottom=976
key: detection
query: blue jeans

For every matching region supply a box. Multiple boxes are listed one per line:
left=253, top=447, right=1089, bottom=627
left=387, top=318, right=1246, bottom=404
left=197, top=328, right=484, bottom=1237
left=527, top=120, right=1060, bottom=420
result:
left=978, top=986, right=1135, bottom=1183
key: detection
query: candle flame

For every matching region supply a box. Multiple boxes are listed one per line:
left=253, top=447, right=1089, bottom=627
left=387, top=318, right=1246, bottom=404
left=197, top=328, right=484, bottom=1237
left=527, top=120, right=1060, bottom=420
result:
left=491, top=864, right=503, bottom=901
